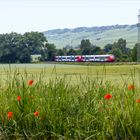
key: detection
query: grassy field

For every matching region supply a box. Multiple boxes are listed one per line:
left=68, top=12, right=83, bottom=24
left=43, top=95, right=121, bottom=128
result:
left=0, top=64, right=140, bottom=139
left=45, top=25, right=137, bottom=48
left=1, top=63, right=140, bottom=85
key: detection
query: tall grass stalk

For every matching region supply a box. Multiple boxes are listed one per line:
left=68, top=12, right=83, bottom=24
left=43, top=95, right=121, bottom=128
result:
left=0, top=68, right=139, bottom=139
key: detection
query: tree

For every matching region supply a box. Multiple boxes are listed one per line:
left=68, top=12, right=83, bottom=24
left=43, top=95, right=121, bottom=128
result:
left=18, top=48, right=31, bottom=63
left=132, top=43, right=138, bottom=61
left=22, top=32, right=47, bottom=54
left=80, top=39, right=91, bottom=50
left=0, top=31, right=48, bottom=63
left=104, top=44, right=113, bottom=53
left=110, top=48, right=122, bottom=61
left=67, top=48, right=77, bottom=55
left=46, top=43, right=56, bottom=61
left=0, top=32, right=22, bottom=63
left=116, top=38, right=127, bottom=54
left=80, top=39, right=93, bottom=55
left=91, top=46, right=102, bottom=55
left=57, top=49, right=65, bottom=56
left=111, top=38, right=131, bottom=61
left=82, top=47, right=91, bottom=55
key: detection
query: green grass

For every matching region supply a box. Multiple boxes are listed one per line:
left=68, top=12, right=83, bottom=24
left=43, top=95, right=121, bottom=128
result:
left=0, top=64, right=140, bottom=139
left=1, top=63, right=139, bottom=84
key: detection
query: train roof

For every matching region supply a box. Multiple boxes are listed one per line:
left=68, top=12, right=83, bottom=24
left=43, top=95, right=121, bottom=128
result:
left=56, top=54, right=114, bottom=57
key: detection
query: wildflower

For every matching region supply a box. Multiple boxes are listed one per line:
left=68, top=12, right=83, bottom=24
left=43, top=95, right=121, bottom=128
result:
left=127, top=84, right=134, bottom=90
left=28, top=80, right=34, bottom=86
left=104, top=94, right=112, bottom=99
left=34, top=111, right=39, bottom=117
left=7, top=112, right=13, bottom=120
left=17, top=96, right=21, bottom=101
left=135, top=99, right=140, bottom=103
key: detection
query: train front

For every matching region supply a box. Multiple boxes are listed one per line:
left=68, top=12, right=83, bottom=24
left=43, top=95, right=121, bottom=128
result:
left=107, top=55, right=115, bottom=62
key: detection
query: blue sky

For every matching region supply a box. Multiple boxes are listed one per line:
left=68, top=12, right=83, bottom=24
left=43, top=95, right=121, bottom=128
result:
left=0, top=0, right=140, bottom=33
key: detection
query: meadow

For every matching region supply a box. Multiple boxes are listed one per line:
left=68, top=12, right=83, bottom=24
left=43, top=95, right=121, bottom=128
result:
left=0, top=63, right=140, bottom=139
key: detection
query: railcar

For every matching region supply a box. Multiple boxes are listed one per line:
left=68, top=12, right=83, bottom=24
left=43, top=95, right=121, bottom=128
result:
left=55, top=54, right=115, bottom=62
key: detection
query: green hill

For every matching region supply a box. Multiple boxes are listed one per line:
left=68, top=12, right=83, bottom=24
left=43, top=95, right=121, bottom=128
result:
left=43, top=24, right=138, bottom=49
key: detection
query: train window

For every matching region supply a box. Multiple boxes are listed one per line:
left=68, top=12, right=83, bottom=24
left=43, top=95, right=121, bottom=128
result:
left=99, top=58, right=105, bottom=60
left=62, top=56, right=67, bottom=59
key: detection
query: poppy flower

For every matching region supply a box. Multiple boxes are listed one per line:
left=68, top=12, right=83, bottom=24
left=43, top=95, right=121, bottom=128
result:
left=7, top=112, right=13, bottom=120
left=135, top=99, right=140, bottom=103
left=127, top=84, right=134, bottom=90
left=34, top=111, right=39, bottom=117
left=17, top=96, right=21, bottom=101
left=28, top=80, right=34, bottom=86
left=104, top=94, right=112, bottom=99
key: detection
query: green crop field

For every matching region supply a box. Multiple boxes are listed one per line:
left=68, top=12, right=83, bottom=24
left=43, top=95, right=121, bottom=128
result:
left=1, top=63, right=140, bottom=85
left=0, top=63, right=140, bottom=139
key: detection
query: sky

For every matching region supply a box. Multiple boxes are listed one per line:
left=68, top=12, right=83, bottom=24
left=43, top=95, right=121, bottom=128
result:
left=0, top=0, right=140, bottom=34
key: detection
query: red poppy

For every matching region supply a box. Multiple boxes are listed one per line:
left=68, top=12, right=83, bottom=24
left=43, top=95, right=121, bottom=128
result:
left=28, top=80, right=34, bottom=86
left=17, top=96, right=21, bottom=101
left=104, top=94, right=112, bottom=99
left=135, top=99, right=140, bottom=103
left=7, top=112, right=13, bottom=120
left=34, top=111, right=39, bottom=117
left=127, top=84, right=134, bottom=90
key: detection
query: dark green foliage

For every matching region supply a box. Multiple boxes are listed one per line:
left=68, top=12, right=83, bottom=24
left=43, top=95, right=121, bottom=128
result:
left=46, top=43, right=57, bottom=61
left=80, top=39, right=92, bottom=50
left=0, top=31, right=138, bottom=63
left=57, top=49, right=65, bottom=56
left=104, top=44, right=113, bottom=53
left=18, top=48, right=31, bottom=63
left=132, top=44, right=138, bottom=62
left=92, top=46, right=103, bottom=55
left=117, top=38, right=127, bottom=54
left=22, top=32, right=47, bottom=55
left=67, top=48, right=77, bottom=55
left=109, top=48, right=122, bottom=61
left=108, top=38, right=132, bottom=61
left=0, top=32, right=22, bottom=63
left=0, top=32, right=47, bottom=63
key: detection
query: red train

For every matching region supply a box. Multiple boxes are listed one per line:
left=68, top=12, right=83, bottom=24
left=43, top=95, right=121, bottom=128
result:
left=55, top=54, right=115, bottom=62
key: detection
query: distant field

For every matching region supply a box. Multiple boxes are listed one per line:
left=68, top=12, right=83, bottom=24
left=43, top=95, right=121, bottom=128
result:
left=44, top=25, right=138, bottom=48
left=0, top=63, right=140, bottom=85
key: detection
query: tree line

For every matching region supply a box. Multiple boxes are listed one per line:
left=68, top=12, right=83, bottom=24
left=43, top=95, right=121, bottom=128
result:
left=0, top=32, right=138, bottom=63
left=0, top=32, right=46, bottom=63
left=48, top=38, right=138, bottom=62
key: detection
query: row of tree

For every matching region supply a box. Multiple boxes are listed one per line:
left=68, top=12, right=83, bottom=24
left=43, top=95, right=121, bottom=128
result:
left=47, top=38, right=138, bottom=62
left=0, top=32, right=47, bottom=63
left=0, top=31, right=138, bottom=63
